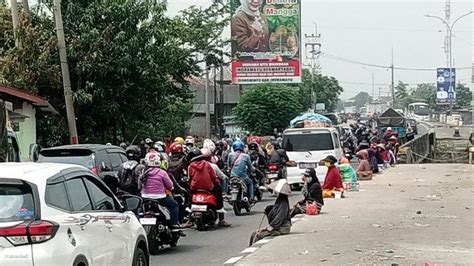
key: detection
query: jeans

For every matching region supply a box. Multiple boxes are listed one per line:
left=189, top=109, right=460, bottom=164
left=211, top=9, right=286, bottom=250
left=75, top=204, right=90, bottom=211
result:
left=241, top=176, right=254, bottom=200
left=157, top=196, right=179, bottom=226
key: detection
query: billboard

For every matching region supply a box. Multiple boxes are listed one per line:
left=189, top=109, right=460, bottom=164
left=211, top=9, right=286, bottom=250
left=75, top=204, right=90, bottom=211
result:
left=230, top=0, right=301, bottom=84
left=436, top=68, right=456, bottom=104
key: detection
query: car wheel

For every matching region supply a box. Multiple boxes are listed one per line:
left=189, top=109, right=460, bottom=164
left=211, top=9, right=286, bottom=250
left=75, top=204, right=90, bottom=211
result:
left=133, top=246, right=148, bottom=266
left=73, top=255, right=89, bottom=266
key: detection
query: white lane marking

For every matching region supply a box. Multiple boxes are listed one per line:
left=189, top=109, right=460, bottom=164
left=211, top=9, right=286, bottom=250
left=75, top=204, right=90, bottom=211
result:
left=224, top=256, right=243, bottom=265
left=241, top=247, right=259, bottom=253
left=255, top=238, right=271, bottom=245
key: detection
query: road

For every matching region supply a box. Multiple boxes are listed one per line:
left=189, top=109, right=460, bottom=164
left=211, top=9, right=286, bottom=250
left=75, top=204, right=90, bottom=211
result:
left=150, top=192, right=299, bottom=266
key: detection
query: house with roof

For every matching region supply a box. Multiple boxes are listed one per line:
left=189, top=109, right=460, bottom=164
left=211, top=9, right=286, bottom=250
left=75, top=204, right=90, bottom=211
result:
left=0, top=85, right=56, bottom=161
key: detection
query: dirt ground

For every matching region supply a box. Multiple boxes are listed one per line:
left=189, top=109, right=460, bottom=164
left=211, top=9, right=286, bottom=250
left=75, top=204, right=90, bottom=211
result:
left=237, top=164, right=474, bottom=265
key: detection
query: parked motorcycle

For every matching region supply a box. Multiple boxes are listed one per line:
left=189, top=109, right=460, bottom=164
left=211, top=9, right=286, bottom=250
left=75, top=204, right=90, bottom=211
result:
left=228, top=177, right=254, bottom=216
left=190, top=190, right=218, bottom=231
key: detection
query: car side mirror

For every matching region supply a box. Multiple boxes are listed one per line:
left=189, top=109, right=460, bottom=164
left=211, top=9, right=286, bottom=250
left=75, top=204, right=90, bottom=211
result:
left=101, top=161, right=111, bottom=171
left=29, top=143, right=41, bottom=162
left=121, top=195, right=142, bottom=213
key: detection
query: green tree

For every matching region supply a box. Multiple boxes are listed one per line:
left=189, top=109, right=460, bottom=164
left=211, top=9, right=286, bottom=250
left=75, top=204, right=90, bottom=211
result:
left=353, top=91, right=371, bottom=110
left=394, top=81, right=412, bottom=108
left=234, top=84, right=303, bottom=135
left=298, top=69, right=343, bottom=112
left=1, top=1, right=229, bottom=145
left=411, top=83, right=436, bottom=109
left=454, top=83, right=472, bottom=109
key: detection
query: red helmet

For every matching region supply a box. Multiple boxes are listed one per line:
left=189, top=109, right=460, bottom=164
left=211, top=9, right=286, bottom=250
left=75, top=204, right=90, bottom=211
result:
left=169, top=142, right=184, bottom=154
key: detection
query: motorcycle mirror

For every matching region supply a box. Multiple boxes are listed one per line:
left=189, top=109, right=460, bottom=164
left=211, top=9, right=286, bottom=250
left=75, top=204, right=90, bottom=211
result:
left=122, top=195, right=142, bottom=212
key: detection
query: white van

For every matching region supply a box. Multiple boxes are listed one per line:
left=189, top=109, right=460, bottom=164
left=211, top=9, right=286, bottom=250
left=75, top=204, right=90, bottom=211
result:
left=282, top=127, right=343, bottom=187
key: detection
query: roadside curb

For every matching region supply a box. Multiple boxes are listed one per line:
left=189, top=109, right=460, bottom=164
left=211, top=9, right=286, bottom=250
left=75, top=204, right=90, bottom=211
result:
left=223, top=216, right=303, bottom=265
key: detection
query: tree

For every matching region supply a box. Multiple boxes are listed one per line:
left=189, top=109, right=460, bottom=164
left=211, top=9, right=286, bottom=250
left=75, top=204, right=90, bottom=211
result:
left=411, top=83, right=436, bottom=109
left=353, top=92, right=371, bottom=110
left=454, top=83, right=472, bottom=109
left=394, top=81, right=412, bottom=108
left=298, top=69, right=343, bottom=112
left=1, top=1, right=229, bottom=145
left=234, top=84, right=303, bottom=135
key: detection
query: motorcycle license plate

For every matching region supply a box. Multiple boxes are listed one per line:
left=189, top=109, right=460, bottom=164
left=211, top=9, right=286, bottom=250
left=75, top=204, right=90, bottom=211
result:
left=191, top=204, right=207, bottom=211
left=299, top=163, right=317, bottom=169
left=139, top=218, right=157, bottom=225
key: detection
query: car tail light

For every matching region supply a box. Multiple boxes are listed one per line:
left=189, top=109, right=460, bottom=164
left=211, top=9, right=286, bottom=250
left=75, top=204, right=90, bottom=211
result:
left=268, top=163, right=279, bottom=171
left=0, top=221, right=58, bottom=246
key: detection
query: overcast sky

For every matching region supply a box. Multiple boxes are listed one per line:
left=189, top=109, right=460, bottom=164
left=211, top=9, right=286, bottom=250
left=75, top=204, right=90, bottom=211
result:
left=168, top=0, right=472, bottom=99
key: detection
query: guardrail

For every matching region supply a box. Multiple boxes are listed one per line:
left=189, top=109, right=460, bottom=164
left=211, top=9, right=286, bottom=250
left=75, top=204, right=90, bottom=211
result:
left=398, top=122, right=435, bottom=164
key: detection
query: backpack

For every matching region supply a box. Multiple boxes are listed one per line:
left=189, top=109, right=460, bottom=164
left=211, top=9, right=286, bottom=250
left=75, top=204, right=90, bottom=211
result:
left=119, top=161, right=139, bottom=193
left=169, top=156, right=185, bottom=181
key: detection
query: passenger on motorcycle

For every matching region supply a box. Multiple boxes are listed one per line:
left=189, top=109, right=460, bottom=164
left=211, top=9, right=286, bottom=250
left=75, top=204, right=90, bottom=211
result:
left=228, top=140, right=255, bottom=202
left=168, top=142, right=188, bottom=186
left=117, top=145, right=145, bottom=196
left=187, top=149, right=231, bottom=227
left=139, top=151, right=181, bottom=229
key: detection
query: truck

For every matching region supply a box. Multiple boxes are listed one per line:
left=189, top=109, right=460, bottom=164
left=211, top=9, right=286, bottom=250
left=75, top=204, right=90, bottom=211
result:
left=0, top=100, right=21, bottom=162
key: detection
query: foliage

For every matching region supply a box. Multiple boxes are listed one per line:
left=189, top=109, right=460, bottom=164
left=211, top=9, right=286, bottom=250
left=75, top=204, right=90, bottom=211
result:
left=298, top=69, right=343, bottom=112
left=1, top=1, right=229, bottom=145
left=411, top=83, right=436, bottom=109
left=353, top=92, right=371, bottom=110
left=454, top=84, right=472, bottom=109
left=233, top=84, right=303, bottom=135
left=394, top=81, right=411, bottom=108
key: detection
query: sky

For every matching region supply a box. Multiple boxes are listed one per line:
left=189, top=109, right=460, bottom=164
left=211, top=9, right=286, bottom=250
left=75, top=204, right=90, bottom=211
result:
left=167, top=0, right=473, bottom=100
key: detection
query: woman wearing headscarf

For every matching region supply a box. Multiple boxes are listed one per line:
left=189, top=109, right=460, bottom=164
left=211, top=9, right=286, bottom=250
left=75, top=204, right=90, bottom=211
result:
left=321, top=155, right=344, bottom=198
left=290, top=168, right=324, bottom=217
left=338, top=157, right=358, bottom=190
left=231, top=0, right=270, bottom=53
left=249, top=179, right=291, bottom=246
left=356, top=149, right=373, bottom=180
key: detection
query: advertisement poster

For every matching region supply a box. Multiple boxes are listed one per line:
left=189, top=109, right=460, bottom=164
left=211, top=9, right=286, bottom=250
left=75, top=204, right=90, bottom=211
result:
left=230, top=0, right=301, bottom=84
left=436, top=68, right=456, bottom=104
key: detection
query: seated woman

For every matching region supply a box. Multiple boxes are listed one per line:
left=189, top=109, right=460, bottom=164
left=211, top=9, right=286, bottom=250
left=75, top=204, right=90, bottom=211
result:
left=290, top=168, right=324, bottom=217
left=356, top=150, right=373, bottom=180
left=321, top=155, right=344, bottom=198
left=249, top=179, right=292, bottom=246
left=338, top=157, right=358, bottom=191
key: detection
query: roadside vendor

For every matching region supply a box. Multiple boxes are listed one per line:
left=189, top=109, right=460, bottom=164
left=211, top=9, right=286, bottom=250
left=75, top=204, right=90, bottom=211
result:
left=321, top=155, right=344, bottom=198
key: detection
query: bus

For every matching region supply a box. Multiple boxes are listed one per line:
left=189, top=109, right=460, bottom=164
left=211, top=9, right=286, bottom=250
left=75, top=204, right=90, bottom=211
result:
left=407, top=102, right=430, bottom=121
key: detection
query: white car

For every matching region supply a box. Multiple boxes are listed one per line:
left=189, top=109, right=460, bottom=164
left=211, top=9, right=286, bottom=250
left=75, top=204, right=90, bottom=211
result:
left=0, top=163, right=149, bottom=266
left=282, top=127, right=344, bottom=187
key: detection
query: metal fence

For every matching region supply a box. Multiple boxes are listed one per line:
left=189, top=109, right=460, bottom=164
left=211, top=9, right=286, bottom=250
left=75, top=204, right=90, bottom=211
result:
left=398, top=130, right=435, bottom=164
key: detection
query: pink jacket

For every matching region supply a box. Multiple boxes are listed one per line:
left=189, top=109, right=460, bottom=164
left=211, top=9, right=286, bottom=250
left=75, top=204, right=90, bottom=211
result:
left=142, top=168, right=173, bottom=195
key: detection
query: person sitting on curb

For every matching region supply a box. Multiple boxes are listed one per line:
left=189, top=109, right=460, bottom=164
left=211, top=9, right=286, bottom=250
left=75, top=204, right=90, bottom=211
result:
left=321, top=155, right=344, bottom=198
left=290, top=168, right=324, bottom=217
left=338, top=157, right=358, bottom=191
left=249, top=179, right=292, bottom=246
left=356, top=150, right=373, bottom=180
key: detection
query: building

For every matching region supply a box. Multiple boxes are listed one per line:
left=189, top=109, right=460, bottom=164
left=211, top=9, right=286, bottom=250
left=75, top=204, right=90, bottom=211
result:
left=0, top=85, right=56, bottom=161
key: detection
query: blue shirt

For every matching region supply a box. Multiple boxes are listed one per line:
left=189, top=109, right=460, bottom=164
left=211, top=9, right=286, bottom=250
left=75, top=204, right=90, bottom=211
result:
left=227, top=151, right=253, bottom=180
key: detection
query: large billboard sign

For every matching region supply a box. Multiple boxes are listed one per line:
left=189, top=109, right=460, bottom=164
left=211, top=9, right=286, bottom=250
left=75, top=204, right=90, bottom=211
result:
left=436, top=67, right=456, bottom=105
left=230, top=0, right=301, bottom=84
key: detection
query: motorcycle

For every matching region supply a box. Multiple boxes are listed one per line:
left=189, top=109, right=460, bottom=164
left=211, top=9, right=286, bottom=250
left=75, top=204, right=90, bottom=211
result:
left=138, top=198, right=182, bottom=254
left=250, top=156, right=267, bottom=201
left=228, top=177, right=254, bottom=216
left=190, top=190, right=218, bottom=231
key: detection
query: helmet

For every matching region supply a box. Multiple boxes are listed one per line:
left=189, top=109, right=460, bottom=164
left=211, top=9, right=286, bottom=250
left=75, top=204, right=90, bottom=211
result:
left=185, top=136, right=195, bottom=145
left=232, top=140, right=245, bottom=151
left=145, top=138, right=153, bottom=145
left=169, top=142, right=184, bottom=154
left=174, top=137, right=185, bottom=145
left=203, top=139, right=216, bottom=153
left=200, top=148, right=212, bottom=158
left=248, top=142, right=259, bottom=151
left=153, top=141, right=165, bottom=152
left=186, top=149, right=202, bottom=162
left=125, top=145, right=141, bottom=161
left=145, top=152, right=161, bottom=167
left=119, top=142, right=127, bottom=149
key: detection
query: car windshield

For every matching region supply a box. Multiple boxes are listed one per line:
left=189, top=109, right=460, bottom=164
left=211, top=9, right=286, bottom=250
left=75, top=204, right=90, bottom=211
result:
left=37, top=149, right=95, bottom=168
left=283, top=133, right=334, bottom=152
left=0, top=183, right=35, bottom=223
left=414, top=105, right=429, bottom=116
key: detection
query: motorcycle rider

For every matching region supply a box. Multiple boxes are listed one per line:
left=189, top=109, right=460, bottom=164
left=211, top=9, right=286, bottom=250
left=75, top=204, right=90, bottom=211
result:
left=139, top=151, right=181, bottom=230
left=185, top=136, right=196, bottom=152
left=168, top=142, right=188, bottom=186
left=228, top=140, right=255, bottom=202
left=117, top=145, right=145, bottom=196
left=269, top=141, right=289, bottom=179
left=187, top=149, right=231, bottom=227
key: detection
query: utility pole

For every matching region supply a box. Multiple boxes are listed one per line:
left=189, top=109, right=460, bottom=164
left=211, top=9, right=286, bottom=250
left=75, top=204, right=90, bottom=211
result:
left=362, top=67, right=378, bottom=100
left=204, top=65, right=210, bottom=138
left=9, top=0, right=20, bottom=47
left=53, top=0, right=79, bottom=144
left=390, top=48, right=395, bottom=107
left=304, top=22, right=322, bottom=111
left=443, top=0, right=451, bottom=67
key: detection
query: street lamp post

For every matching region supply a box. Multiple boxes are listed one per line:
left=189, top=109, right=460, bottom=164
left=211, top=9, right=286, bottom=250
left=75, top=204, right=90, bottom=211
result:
left=362, top=67, right=378, bottom=100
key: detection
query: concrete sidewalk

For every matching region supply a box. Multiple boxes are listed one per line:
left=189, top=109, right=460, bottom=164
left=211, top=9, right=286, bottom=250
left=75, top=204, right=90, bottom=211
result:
left=237, top=164, right=474, bottom=265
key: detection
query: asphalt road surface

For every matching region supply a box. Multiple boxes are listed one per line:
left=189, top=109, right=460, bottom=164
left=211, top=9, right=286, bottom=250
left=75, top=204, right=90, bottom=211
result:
left=150, top=192, right=299, bottom=266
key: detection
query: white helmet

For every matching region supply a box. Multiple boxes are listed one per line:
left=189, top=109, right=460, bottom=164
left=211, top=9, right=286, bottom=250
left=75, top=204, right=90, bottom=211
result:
left=185, top=136, right=195, bottom=145
left=145, top=152, right=161, bottom=167
left=203, top=139, right=216, bottom=153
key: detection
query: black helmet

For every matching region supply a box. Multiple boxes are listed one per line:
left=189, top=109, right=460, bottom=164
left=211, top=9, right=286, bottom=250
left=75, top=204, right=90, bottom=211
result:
left=125, top=145, right=140, bottom=161
left=248, top=142, right=258, bottom=151
left=186, top=148, right=202, bottom=163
